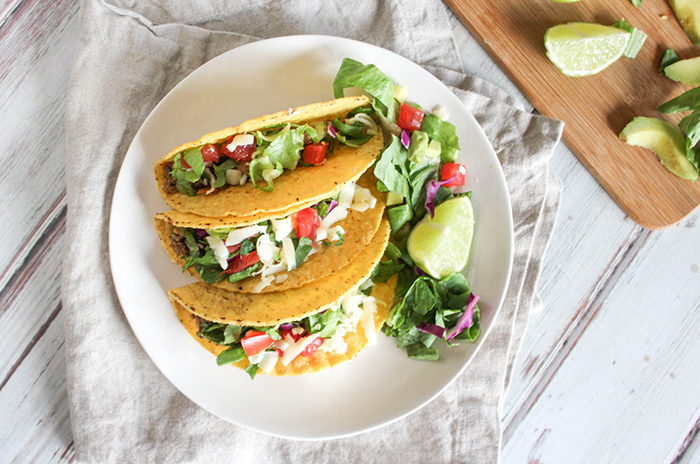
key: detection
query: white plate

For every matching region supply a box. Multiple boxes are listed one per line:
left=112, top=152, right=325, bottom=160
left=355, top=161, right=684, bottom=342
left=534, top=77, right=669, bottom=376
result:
left=109, top=35, right=513, bottom=440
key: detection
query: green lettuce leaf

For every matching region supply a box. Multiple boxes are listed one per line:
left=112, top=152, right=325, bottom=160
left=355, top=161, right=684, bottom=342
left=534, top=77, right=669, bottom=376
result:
left=333, top=58, right=395, bottom=114
left=420, top=114, right=460, bottom=162
left=373, top=135, right=410, bottom=198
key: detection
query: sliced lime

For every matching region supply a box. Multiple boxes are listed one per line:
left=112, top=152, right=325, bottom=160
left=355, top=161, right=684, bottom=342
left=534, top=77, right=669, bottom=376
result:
left=620, top=117, right=698, bottom=181
left=407, top=196, right=475, bottom=279
left=545, top=23, right=631, bottom=77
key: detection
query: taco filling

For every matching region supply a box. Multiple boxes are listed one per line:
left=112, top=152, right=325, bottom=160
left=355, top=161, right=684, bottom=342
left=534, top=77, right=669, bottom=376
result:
left=170, top=181, right=377, bottom=291
left=194, top=282, right=379, bottom=379
left=162, top=109, right=378, bottom=196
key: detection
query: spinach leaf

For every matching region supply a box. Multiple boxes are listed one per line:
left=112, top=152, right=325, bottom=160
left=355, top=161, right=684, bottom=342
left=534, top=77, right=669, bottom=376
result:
left=223, top=324, right=243, bottom=344
left=681, top=111, right=700, bottom=147
left=371, top=242, right=406, bottom=283
left=295, top=237, right=314, bottom=268
left=406, top=343, right=439, bottom=361
left=658, top=87, right=700, bottom=113
left=387, top=204, right=413, bottom=233
left=197, top=321, right=227, bottom=344
left=383, top=272, right=476, bottom=361
left=245, top=363, right=260, bottom=379
left=216, top=344, right=246, bottom=366
left=212, top=159, right=238, bottom=188
left=227, top=262, right=262, bottom=283
left=659, top=48, right=680, bottom=74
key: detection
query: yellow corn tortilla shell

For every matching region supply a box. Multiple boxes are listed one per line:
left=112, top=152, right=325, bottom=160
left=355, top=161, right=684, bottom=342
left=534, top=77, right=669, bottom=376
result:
left=168, top=219, right=390, bottom=326
left=155, top=171, right=385, bottom=293
left=171, top=275, right=396, bottom=376
left=154, top=96, right=383, bottom=217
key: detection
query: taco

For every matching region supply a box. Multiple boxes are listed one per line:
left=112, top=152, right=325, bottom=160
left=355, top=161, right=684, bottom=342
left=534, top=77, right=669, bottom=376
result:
left=155, top=171, right=386, bottom=293
left=155, top=96, right=384, bottom=217
left=170, top=275, right=396, bottom=378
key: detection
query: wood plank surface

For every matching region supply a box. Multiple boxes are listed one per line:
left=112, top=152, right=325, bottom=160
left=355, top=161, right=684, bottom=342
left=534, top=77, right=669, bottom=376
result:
left=445, top=0, right=700, bottom=229
left=502, top=209, right=700, bottom=464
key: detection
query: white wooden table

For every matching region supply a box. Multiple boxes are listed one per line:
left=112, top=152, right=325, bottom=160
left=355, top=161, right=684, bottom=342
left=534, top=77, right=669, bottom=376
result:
left=2, top=2, right=699, bottom=463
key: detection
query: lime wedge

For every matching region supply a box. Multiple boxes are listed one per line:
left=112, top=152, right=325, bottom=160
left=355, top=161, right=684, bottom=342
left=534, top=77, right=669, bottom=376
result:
left=545, top=23, right=631, bottom=77
left=407, top=196, right=475, bottom=279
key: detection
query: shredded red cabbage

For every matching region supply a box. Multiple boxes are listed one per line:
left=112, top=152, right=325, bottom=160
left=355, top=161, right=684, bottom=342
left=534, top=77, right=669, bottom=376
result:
left=279, top=323, right=294, bottom=331
left=414, top=266, right=426, bottom=276
left=417, top=322, right=445, bottom=338
left=446, top=293, right=480, bottom=341
left=401, top=129, right=410, bottom=149
left=328, top=199, right=338, bottom=214
left=327, top=123, right=338, bottom=138
left=424, top=175, right=455, bottom=218
left=195, top=229, right=208, bottom=239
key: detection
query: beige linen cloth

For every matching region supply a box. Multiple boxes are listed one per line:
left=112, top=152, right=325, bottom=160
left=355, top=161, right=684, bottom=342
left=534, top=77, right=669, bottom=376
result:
left=63, top=0, right=564, bottom=461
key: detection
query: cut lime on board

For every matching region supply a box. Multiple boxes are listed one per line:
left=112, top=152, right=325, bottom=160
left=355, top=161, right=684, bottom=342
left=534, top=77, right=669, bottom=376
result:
left=544, top=23, right=631, bottom=77
left=407, top=196, right=475, bottom=279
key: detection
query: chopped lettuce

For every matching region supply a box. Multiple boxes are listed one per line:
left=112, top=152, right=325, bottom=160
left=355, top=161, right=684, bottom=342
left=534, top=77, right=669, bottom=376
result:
left=420, top=114, right=460, bottom=163
left=374, top=135, right=410, bottom=198
left=333, top=58, right=395, bottom=114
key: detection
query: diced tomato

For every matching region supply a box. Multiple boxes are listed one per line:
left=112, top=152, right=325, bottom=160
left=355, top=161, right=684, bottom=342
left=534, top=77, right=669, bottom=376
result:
left=240, top=330, right=274, bottom=357
left=398, top=103, right=424, bottom=132
left=302, top=142, right=327, bottom=165
left=300, top=337, right=324, bottom=357
left=181, top=156, right=191, bottom=169
left=280, top=329, right=305, bottom=343
left=226, top=243, right=241, bottom=254
left=221, top=135, right=256, bottom=162
left=197, top=188, right=210, bottom=195
left=201, top=143, right=221, bottom=163
left=221, top=250, right=260, bottom=274
left=293, top=208, right=322, bottom=242
left=440, top=163, right=467, bottom=188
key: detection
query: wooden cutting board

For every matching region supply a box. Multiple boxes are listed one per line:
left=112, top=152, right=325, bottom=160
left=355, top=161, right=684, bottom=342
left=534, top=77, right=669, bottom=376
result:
left=446, top=0, right=700, bottom=229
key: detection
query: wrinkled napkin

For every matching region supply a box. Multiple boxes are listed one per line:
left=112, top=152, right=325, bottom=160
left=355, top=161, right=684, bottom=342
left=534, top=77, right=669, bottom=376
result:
left=63, top=0, right=563, bottom=462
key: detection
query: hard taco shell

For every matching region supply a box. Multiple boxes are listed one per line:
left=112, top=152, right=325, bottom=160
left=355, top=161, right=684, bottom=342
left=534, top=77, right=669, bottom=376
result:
left=154, top=96, right=383, bottom=217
